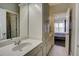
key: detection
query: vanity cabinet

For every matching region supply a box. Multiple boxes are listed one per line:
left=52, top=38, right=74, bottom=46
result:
left=24, top=43, right=43, bottom=56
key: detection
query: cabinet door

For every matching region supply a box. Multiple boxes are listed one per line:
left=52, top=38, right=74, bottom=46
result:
left=25, top=43, right=43, bottom=56
left=46, top=40, right=52, bottom=55
left=35, top=48, right=42, bottom=56
left=0, top=8, right=6, bottom=40
left=42, top=42, right=47, bottom=56
left=29, top=4, right=42, bottom=39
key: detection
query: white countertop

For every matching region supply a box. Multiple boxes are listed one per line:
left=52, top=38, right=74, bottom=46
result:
left=0, top=39, right=42, bottom=56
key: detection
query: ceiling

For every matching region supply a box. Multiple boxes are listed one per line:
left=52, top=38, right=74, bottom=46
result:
left=48, top=3, right=61, bottom=6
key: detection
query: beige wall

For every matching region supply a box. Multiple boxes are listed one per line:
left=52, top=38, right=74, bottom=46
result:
left=50, top=3, right=73, bottom=14
left=49, top=5, right=54, bottom=46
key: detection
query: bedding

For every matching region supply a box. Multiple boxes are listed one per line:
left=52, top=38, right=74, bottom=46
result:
left=55, top=33, right=66, bottom=40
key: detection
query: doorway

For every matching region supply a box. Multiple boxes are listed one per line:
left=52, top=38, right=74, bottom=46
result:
left=54, top=13, right=66, bottom=47
left=48, top=8, right=71, bottom=56
left=53, top=9, right=71, bottom=56
left=54, top=13, right=67, bottom=56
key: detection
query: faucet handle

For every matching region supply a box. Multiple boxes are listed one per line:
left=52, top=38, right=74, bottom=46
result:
left=14, top=40, right=21, bottom=45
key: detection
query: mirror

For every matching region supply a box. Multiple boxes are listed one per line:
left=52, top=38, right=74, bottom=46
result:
left=6, top=12, right=20, bottom=39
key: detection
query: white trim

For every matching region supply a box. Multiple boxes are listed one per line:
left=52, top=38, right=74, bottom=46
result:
left=6, top=9, right=18, bottom=15
left=0, top=8, right=18, bottom=15
left=74, top=3, right=78, bottom=56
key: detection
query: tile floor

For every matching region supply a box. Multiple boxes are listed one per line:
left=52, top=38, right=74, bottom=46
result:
left=48, top=45, right=67, bottom=56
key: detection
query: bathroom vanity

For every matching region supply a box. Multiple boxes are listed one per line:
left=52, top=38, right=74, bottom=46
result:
left=0, top=39, right=42, bottom=56
left=0, top=5, right=43, bottom=56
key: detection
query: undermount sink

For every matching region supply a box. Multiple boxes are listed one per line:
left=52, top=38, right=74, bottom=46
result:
left=12, top=42, right=32, bottom=51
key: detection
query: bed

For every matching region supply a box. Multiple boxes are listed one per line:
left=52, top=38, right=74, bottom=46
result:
left=54, top=33, right=66, bottom=40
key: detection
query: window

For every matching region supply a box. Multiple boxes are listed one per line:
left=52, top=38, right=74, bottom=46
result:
left=54, top=22, right=65, bottom=33
left=54, top=23, right=59, bottom=32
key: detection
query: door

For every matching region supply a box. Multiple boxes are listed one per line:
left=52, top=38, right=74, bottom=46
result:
left=65, top=8, right=70, bottom=55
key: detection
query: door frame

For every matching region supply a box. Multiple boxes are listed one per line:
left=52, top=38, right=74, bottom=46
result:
left=65, top=8, right=72, bottom=55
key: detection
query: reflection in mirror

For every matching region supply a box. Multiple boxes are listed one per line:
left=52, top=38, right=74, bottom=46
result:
left=6, top=12, right=20, bottom=39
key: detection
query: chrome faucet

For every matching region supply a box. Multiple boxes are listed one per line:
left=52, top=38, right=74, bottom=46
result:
left=14, top=40, right=21, bottom=45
